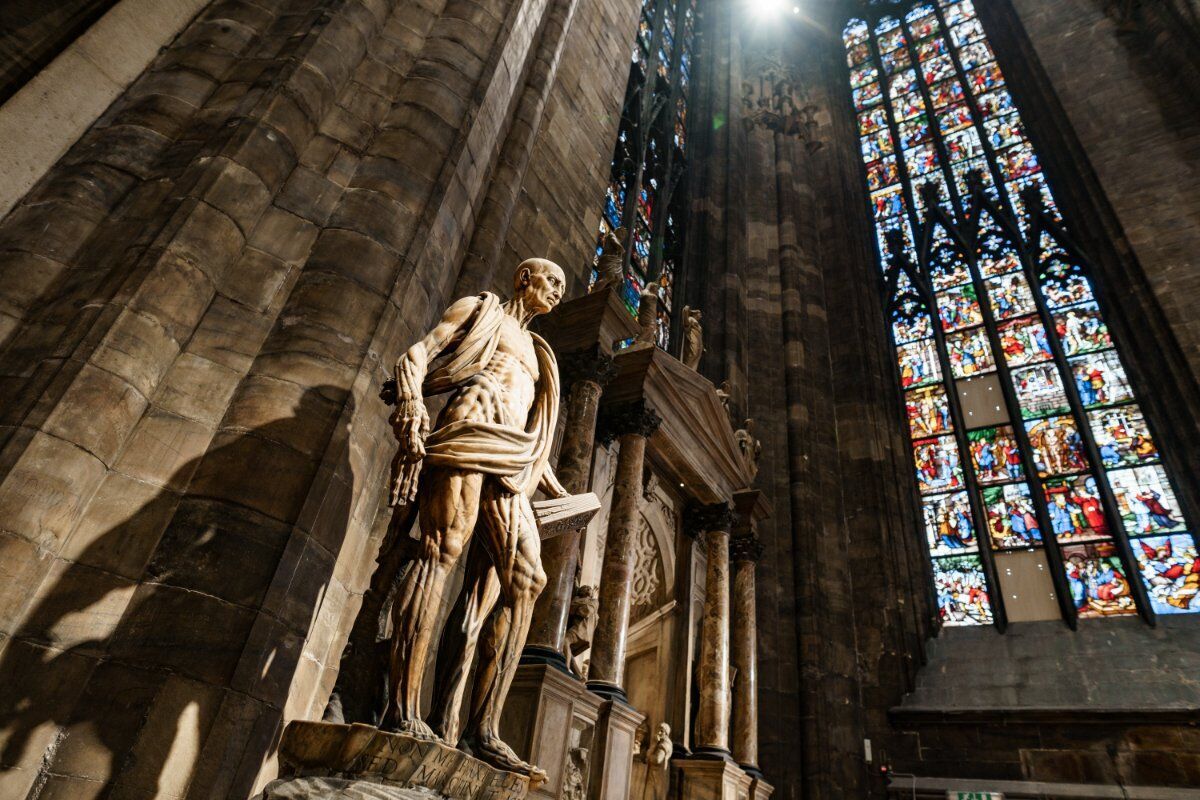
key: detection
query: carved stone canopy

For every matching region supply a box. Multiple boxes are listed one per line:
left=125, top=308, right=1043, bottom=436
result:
left=596, top=400, right=663, bottom=446
left=683, top=502, right=737, bottom=538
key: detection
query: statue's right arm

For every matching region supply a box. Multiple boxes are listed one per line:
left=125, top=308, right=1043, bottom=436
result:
left=391, top=295, right=481, bottom=460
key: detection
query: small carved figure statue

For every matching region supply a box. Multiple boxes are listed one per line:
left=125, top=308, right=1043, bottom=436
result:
left=591, top=226, right=626, bottom=291
left=715, top=380, right=732, bottom=418
left=636, top=281, right=659, bottom=344
left=735, top=418, right=762, bottom=483
left=563, top=584, right=599, bottom=672
left=382, top=258, right=573, bottom=782
left=681, top=306, right=703, bottom=369
left=642, top=723, right=673, bottom=800
left=562, top=746, right=590, bottom=800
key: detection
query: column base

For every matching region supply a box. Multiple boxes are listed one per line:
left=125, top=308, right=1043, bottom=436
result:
left=584, top=679, right=629, bottom=705
left=739, top=762, right=764, bottom=779
left=586, top=698, right=644, bottom=800
left=518, top=645, right=573, bottom=674
left=689, top=745, right=734, bottom=762
left=673, top=756, right=754, bottom=800
left=499, top=663, right=603, bottom=800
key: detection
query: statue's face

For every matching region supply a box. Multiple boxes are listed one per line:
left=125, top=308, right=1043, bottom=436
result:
left=516, top=259, right=566, bottom=314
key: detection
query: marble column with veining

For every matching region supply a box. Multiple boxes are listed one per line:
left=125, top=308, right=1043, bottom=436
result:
left=586, top=402, right=662, bottom=701
left=730, top=533, right=765, bottom=773
left=688, top=503, right=737, bottom=757
left=524, top=351, right=615, bottom=662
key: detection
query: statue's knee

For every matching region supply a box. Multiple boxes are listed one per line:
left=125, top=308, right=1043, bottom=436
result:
left=529, top=567, right=548, bottom=598
left=439, top=534, right=466, bottom=563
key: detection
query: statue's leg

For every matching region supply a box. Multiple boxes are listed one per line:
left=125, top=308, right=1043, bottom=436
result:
left=427, top=537, right=502, bottom=744
left=460, top=489, right=548, bottom=779
left=383, top=468, right=482, bottom=738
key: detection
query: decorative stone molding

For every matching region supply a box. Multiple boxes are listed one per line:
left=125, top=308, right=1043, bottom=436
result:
left=596, top=401, right=662, bottom=446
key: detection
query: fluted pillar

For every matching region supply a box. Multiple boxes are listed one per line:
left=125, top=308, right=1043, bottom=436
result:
left=687, top=502, right=738, bottom=758
left=587, top=401, right=662, bottom=701
left=524, top=350, right=616, bottom=663
left=730, top=533, right=764, bottom=773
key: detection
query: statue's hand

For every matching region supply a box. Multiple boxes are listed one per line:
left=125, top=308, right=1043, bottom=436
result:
left=392, top=399, right=430, bottom=461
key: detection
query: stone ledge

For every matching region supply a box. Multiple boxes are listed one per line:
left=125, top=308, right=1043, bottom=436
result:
left=278, top=721, right=533, bottom=800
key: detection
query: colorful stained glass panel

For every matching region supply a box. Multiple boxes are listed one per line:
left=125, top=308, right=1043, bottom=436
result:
left=967, top=425, right=1023, bottom=485
left=982, top=482, right=1043, bottom=549
left=947, top=326, right=995, bottom=378
left=914, top=435, right=965, bottom=494
left=898, top=338, right=942, bottom=388
left=1026, top=415, right=1089, bottom=477
left=924, top=491, right=977, bottom=555
left=907, top=384, right=953, bottom=437
left=933, top=555, right=994, bottom=625
left=1044, top=475, right=1111, bottom=542
left=986, top=272, right=1037, bottom=320
left=1062, top=541, right=1137, bottom=618
left=937, top=283, right=982, bottom=331
left=929, top=79, right=965, bottom=109
left=1089, top=406, right=1159, bottom=468
left=1108, top=465, right=1186, bottom=536
left=892, top=296, right=933, bottom=344
left=1012, top=362, right=1071, bottom=418
left=1132, top=534, right=1200, bottom=615
left=1070, top=350, right=1133, bottom=408
left=1053, top=302, right=1111, bottom=356
left=998, top=316, right=1052, bottom=367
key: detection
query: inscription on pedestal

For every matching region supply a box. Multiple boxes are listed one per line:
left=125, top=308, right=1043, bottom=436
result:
left=280, top=721, right=533, bottom=800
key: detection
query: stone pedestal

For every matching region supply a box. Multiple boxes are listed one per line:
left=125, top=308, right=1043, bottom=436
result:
left=499, top=663, right=604, bottom=800
left=277, top=721, right=533, bottom=799
left=673, top=757, right=754, bottom=800
left=587, top=402, right=662, bottom=702
left=587, top=699, right=645, bottom=800
left=686, top=503, right=737, bottom=759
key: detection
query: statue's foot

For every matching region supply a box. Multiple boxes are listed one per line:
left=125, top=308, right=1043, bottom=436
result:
left=461, top=732, right=548, bottom=786
left=383, top=716, right=441, bottom=742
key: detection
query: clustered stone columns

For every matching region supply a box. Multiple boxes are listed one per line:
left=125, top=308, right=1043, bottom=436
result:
left=587, top=401, right=663, bottom=701
left=730, top=532, right=765, bottom=775
left=525, top=351, right=616, bottom=664
left=686, top=502, right=738, bottom=759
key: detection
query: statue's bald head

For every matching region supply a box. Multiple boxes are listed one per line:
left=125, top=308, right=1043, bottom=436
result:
left=514, top=258, right=566, bottom=316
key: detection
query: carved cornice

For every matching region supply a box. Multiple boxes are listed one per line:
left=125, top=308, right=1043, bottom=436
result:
left=729, top=534, right=765, bottom=563
left=683, top=502, right=736, bottom=538
left=559, top=347, right=617, bottom=395
left=596, top=401, right=662, bottom=446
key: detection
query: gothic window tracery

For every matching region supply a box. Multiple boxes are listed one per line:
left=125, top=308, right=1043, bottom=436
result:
left=843, top=0, right=1199, bottom=627
left=590, top=0, right=698, bottom=348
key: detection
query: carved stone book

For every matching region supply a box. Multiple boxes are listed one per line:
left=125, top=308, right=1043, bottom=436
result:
left=532, top=492, right=601, bottom=538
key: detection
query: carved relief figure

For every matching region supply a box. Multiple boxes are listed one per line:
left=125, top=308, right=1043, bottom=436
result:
left=383, top=258, right=572, bottom=781
left=562, top=746, right=589, bottom=800
left=642, top=723, right=673, bottom=800
left=735, top=418, right=762, bottom=483
left=563, top=584, right=599, bottom=674
left=591, top=226, right=626, bottom=291
left=681, top=306, right=704, bottom=369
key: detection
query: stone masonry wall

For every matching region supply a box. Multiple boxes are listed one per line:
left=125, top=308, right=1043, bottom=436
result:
left=0, top=0, right=638, bottom=797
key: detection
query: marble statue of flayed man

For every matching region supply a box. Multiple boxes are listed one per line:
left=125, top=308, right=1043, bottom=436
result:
left=383, top=258, right=571, bottom=781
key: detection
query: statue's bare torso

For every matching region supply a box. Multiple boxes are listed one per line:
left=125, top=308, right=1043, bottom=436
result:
left=438, top=313, right=540, bottom=431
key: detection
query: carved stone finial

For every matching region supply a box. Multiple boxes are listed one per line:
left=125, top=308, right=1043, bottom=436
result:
left=684, top=502, right=737, bottom=538
left=596, top=401, right=663, bottom=445
left=729, top=534, right=765, bottom=563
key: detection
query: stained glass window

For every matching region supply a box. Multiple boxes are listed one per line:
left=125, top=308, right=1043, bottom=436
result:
left=589, top=0, right=697, bottom=348
left=844, top=1, right=1199, bottom=627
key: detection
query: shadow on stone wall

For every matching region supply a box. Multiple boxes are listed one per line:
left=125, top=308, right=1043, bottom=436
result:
left=0, top=385, right=356, bottom=798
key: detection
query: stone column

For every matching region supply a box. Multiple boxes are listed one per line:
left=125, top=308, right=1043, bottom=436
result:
left=524, top=350, right=615, bottom=664
left=730, top=533, right=764, bottom=774
left=687, top=502, right=737, bottom=758
left=586, top=401, right=662, bottom=701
